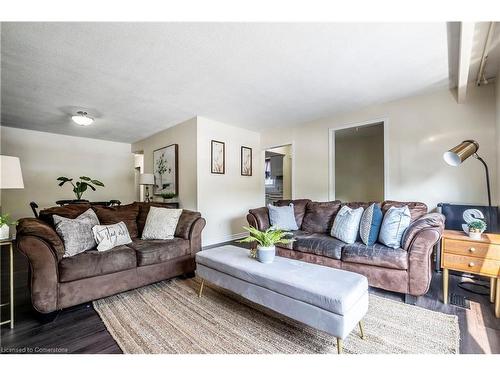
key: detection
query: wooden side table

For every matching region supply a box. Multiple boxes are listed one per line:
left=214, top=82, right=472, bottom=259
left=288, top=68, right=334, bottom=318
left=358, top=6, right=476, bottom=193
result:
left=441, top=230, right=500, bottom=318
left=0, top=237, right=15, bottom=329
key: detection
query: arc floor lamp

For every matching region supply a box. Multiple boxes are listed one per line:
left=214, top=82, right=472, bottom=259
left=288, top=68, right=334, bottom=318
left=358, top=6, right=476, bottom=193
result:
left=443, top=140, right=492, bottom=207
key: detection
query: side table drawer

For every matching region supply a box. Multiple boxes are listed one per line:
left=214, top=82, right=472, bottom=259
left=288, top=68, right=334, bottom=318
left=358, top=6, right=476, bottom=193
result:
left=443, top=239, right=500, bottom=260
left=442, top=253, right=500, bottom=277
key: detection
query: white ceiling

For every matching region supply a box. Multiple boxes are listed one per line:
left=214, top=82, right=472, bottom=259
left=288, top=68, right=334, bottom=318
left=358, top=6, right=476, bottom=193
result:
left=1, top=22, right=450, bottom=143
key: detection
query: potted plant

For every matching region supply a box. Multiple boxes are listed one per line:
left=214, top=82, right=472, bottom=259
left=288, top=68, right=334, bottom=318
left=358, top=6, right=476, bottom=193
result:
left=160, top=192, right=177, bottom=203
left=468, top=220, right=487, bottom=240
left=0, top=213, right=18, bottom=240
left=57, top=176, right=105, bottom=201
left=238, top=226, right=295, bottom=264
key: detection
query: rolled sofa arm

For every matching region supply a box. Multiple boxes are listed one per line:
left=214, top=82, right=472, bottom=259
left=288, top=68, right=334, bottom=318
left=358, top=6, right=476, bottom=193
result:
left=16, top=236, right=59, bottom=313
left=402, top=213, right=445, bottom=296
left=247, top=207, right=270, bottom=231
left=188, top=217, right=206, bottom=254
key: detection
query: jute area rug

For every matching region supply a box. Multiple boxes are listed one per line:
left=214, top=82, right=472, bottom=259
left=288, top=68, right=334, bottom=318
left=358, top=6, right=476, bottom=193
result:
left=93, top=278, right=459, bottom=354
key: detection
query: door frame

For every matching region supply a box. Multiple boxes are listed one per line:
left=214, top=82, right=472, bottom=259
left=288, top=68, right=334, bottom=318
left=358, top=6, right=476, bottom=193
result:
left=328, top=118, right=389, bottom=201
left=263, top=142, right=295, bottom=201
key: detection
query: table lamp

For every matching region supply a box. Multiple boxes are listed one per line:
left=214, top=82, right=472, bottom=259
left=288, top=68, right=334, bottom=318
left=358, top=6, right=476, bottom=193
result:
left=0, top=155, right=25, bottom=239
left=139, top=173, right=155, bottom=202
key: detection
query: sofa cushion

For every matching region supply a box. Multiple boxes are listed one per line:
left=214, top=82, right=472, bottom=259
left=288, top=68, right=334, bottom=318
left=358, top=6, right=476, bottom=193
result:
left=275, top=199, right=311, bottom=228
left=378, top=206, right=411, bottom=249
left=287, top=230, right=346, bottom=260
left=341, top=242, right=408, bottom=270
left=142, top=207, right=183, bottom=240
left=58, top=245, right=137, bottom=282
left=93, top=203, right=140, bottom=238
left=359, top=203, right=383, bottom=246
left=53, top=209, right=100, bottom=258
left=301, top=201, right=341, bottom=233
left=127, top=238, right=190, bottom=266
left=39, top=203, right=92, bottom=226
left=382, top=200, right=427, bottom=222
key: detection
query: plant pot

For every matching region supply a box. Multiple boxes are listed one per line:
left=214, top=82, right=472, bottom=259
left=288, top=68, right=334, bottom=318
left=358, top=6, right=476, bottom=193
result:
left=468, top=231, right=482, bottom=240
left=257, top=245, right=276, bottom=264
left=0, top=224, right=10, bottom=240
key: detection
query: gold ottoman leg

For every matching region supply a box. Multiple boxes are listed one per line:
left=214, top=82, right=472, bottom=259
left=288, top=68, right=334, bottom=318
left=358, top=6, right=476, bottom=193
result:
left=490, top=278, right=496, bottom=303
left=337, top=338, right=343, bottom=354
left=198, top=279, right=205, bottom=298
left=359, top=320, right=365, bottom=339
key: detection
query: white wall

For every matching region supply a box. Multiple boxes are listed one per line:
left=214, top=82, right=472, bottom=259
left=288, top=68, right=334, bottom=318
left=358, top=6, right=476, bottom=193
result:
left=261, top=85, right=497, bottom=211
left=131, top=118, right=198, bottom=210
left=0, top=126, right=135, bottom=220
left=197, top=117, right=262, bottom=245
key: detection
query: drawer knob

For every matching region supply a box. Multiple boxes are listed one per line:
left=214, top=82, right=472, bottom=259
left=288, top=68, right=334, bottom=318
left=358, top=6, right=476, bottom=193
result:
left=469, top=247, right=476, bottom=253
left=468, top=262, right=475, bottom=267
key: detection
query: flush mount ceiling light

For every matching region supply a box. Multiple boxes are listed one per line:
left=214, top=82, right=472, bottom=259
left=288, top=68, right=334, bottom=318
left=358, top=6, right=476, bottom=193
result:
left=71, top=111, right=94, bottom=126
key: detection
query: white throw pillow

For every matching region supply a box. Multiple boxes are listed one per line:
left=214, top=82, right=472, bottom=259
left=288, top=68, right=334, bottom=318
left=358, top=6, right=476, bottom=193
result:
left=268, top=204, right=299, bottom=230
left=378, top=206, right=411, bottom=249
left=92, top=221, right=132, bottom=251
left=142, top=207, right=183, bottom=240
left=330, top=205, right=364, bottom=244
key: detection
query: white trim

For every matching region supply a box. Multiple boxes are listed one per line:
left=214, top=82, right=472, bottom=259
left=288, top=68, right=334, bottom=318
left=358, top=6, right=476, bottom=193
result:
left=328, top=118, right=389, bottom=201
left=262, top=142, right=296, bottom=200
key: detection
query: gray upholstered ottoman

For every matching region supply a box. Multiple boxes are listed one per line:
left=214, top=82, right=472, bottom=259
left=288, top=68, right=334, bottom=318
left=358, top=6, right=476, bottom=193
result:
left=195, top=245, right=369, bottom=353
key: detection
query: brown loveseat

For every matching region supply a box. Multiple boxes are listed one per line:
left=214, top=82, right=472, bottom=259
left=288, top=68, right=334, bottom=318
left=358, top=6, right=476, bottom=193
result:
left=16, top=202, right=206, bottom=313
left=247, top=199, right=445, bottom=298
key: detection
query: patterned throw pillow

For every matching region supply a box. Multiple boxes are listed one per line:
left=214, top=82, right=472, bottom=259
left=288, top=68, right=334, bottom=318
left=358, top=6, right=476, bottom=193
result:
left=330, top=205, right=364, bottom=244
left=378, top=206, right=411, bottom=249
left=142, top=207, right=183, bottom=240
left=53, top=208, right=100, bottom=257
left=359, top=203, right=383, bottom=245
left=268, top=204, right=299, bottom=230
left=92, top=221, right=132, bottom=251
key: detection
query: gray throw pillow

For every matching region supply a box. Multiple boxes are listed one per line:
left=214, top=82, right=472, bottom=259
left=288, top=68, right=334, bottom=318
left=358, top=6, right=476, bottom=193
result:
left=330, top=205, right=364, bottom=244
left=92, top=221, right=132, bottom=251
left=268, top=204, right=298, bottom=230
left=53, top=208, right=100, bottom=257
left=378, top=206, right=411, bottom=249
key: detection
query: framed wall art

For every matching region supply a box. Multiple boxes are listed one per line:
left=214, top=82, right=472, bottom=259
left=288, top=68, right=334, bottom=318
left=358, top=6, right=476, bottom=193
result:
left=211, top=140, right=225, bottom=174
left=153, top=144, right=178, bottom=196
left=241, top=146, right=252, bottom=176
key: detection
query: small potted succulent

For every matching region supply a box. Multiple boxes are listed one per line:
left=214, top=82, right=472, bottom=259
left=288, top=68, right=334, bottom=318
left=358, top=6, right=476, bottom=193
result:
left=160, top=192, right=177, bottom=203
left=0, top=213, right=18, bottom=240
left=238, top=226, right=295, bottom=264
left=467, top=220, right=487, bottom=240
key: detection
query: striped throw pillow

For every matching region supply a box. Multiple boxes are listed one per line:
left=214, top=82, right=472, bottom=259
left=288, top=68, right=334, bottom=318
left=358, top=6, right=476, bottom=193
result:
left=330, top=205, right=364, bottom=244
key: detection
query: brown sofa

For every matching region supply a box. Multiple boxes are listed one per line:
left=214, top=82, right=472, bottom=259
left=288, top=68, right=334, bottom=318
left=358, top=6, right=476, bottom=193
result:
left=247, top=199, right=445, bottom=298
left=16, top=202, right=206, bottom=313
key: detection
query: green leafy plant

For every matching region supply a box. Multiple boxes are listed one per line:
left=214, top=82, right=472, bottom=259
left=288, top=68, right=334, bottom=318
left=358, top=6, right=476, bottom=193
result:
left=57, top=176, right=105, bottom=200
left=160, top=192, right=177, bottom=200
left=468, top=220, right=487, bottom=233
left=238, top=226, right=295, bottom=248
left=0, top=213, right=17, bottom=227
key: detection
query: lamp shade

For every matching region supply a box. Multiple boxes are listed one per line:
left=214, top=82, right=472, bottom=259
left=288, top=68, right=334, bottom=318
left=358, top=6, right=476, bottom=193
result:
left=0, top=155, right=24, bottom=189
left=139, top=173, right=155, bottom=185
left=443, top=140, right=479, bottom=166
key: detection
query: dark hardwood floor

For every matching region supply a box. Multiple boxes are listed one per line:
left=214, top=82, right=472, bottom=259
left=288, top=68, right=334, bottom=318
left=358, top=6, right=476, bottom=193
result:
left=1, top=242, right=499, bottom=354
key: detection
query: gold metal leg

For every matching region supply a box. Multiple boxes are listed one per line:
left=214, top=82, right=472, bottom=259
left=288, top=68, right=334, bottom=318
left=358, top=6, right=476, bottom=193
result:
left=358, top=320, right=365, bottom=339
left=442, top=268, right=449, bottom=304
left=9, top=243, right=14, bottom=329
left=198, top=279, right=204, bottom=298
left=495, top=278, right=500, bottom=319
left=337, top=338, right=343, bottom=354
left=490, top=278, right=496, bottom=303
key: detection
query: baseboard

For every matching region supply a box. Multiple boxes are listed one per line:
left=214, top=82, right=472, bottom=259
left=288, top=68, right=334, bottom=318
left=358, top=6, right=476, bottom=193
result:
left=202, top=232, right=248, bottom=250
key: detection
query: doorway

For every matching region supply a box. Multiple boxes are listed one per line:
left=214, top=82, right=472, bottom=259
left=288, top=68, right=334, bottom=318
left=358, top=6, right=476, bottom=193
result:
left=331, top=121, right=385, bottom=202
left=264, top=145, right=293, bottom=205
